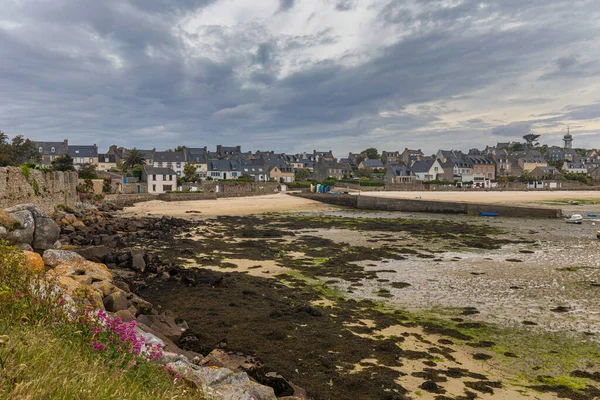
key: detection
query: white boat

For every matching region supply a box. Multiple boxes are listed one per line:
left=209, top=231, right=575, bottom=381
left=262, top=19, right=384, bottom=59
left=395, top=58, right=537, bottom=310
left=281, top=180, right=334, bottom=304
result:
left=566, top=214, right=583, bottom=224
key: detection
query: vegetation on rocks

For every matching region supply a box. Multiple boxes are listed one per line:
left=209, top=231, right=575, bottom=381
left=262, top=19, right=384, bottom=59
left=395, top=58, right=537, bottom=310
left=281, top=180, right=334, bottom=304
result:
left=0, top=241, right=200, bottom=399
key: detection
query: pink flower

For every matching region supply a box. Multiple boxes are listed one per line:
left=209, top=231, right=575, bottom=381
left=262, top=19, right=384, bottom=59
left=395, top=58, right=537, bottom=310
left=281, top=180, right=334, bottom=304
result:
left=58, top=298, right=67, bottom=306
left=92, top=341, right=106, bottom=352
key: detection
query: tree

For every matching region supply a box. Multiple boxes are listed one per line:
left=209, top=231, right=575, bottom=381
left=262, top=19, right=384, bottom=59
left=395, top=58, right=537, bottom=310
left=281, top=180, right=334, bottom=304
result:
left=0, top=132, right=41, bottom=166
left=362, top=148, right=379, bottom=160
left=124, top=148, right=146, bottom=169
left=11, top=135, right=41, bottom=165
left=183, top=163, right=198, bottom=182
left=51, top=154, right=74, bottom=171
left=523, top=133, right=541, bottom=148
left=511, top=142, right=525, bottom=152
left=295, top=168, right=311, bottom=181
left=78, top=163, right=98, bottom=179
left=174, top=146, right=185, bottom=152
left=548, top=160, right=565, bottom=171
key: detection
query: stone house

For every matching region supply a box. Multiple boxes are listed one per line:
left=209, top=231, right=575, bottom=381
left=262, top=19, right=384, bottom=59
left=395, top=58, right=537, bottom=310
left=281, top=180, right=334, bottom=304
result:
left=269, top=165, right=295, bottom=183
left=142, top=167, right=177, bottom=194
left=518, top=158, right=548, bottom=172
left=240, top=163, right=269, bottom=182
left=382, top=151, right=401, bottom=163
left=35, top=140, right=69, bottom=166
left=530, top=166, right=561, bottom=180
left=185, top=148, right=210, bottom=180
left=563, top=162, right=587, bottom=174
left=384, top=165, right=415, bottom=184
left=312, top=160, right=350, bottom=181
left=401, top=148, right=424, bottom=165
left=216, top=145, right=242, bottom=158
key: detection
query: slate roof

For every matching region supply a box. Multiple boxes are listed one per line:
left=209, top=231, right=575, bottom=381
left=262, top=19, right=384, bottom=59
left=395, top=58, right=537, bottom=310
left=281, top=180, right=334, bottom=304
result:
left=144, top=166, right=177, bottom=175
left=411, top=160, right=435, bottom=173
left=153, top=151, right=185, bottom=163
left=390, top=165, right=413, bottom=176
left=98, top=153, right=116, bottom=163
left=209, top=159, right=240, bottom=171
left=467, top=156, right=494, bottom=165
left=35, top=141, right=68, bottom=156
left=361, top=159, right=384, bottom=168
left=68, top=145, right=98, bottom=158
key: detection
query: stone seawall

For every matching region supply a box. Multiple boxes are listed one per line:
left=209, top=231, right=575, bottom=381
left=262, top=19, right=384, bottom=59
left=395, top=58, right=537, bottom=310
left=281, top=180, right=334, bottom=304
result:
left=294, top=193, right=562, bottom=218
left=0, top=167, right=78, bottom=213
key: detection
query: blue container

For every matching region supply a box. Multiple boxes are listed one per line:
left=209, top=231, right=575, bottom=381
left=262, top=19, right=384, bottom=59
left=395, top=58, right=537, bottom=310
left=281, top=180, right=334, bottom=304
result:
left=480, top=212, right=498, bottom=217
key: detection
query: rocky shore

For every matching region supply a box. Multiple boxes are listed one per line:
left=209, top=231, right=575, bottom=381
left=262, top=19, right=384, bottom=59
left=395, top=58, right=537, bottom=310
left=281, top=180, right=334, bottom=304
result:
left=1, top=202, right=303, bottom=400
left=5, top=200, right=600, bottom=400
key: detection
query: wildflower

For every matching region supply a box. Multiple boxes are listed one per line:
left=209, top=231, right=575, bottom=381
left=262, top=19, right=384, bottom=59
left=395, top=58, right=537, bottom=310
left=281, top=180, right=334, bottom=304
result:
left=58, top=298, right=67, bottom=306
left=92, top=341, right=106, bottom=352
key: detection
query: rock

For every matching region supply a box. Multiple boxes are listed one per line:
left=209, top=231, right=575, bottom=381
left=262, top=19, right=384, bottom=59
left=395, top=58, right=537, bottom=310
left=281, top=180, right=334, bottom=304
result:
left=72, top=220, right=85, bottom=228
left=0, top=226, right=7, bottom=238
left=43, top=249, right=85, bottom=267
left=51, top=275, right=104, bottom=309
left=137, top=313, right=183, bottom=342
left=33, top=217, right=60, bottom=250
left=115, top=309, right=136, bottom=323
left=91, top=281, right=116, bottom=297
left=23, top=251, right=45, bottom=273
left=130, top=249, right=146, bottom=272
left=4, top=204, right=47, bottom=219
left=6, top=210, right=35, bottom=245
left=16, top=243, right=34, bottom=251
left=77, top=245, right=112, bottom=263
left=129, top=294, right=153, bottom=315
left=103, top=290, right=130, bottom=313
left=53, top=240, right=62, bottom=249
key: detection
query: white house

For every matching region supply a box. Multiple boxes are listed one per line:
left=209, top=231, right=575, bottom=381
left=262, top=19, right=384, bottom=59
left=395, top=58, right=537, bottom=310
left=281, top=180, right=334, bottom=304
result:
left=151, top=151, right=186, bottom=177
left=142, top=167, right=177, bottom=194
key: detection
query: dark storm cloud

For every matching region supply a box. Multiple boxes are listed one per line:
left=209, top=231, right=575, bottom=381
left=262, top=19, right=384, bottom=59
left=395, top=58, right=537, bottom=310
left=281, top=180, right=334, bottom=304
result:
left=1, top=0, right=600, bottom=153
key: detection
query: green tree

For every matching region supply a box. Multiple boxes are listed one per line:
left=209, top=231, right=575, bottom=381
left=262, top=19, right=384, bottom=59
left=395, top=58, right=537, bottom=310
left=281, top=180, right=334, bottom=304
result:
left=183, top=163, right=198, bottom=182
left=362, top=148, right=379, bottom=160
left=295, top=168, right=311, bottom=181
left=78, top=163, right=98, bottom=179
left=523, top=133, right=541, bottom=147
left=174, top=146, right=185, bottom=152
left=0, top=132, right=41, bottom=166
left=548, top=160, right=565, bottom=171
left=51, top=154, right=74, bottom=172
left=124, top=148, right=146, bottom=169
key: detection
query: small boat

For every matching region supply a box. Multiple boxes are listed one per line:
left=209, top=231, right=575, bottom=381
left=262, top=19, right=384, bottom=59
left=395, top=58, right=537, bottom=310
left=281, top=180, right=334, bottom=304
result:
left=480, top=212, right=498, bottom=217
left=566, top=214, right=583, bottom=224
left=588, top=213, right=597, bottom=217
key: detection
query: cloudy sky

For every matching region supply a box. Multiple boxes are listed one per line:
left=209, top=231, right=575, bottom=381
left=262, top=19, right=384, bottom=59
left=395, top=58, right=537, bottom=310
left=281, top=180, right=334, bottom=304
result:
left=2, top=0, right=600, bottom=155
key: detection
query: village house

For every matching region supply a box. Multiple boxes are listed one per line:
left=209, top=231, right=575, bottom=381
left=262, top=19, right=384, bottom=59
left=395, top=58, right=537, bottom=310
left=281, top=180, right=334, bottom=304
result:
left=240, top=162, right=269, bottom=182
left=68, top=145, right=99, bottom=169
left=530, top=166, right=561, bottom=180
left=381, top=151, right=401, bottom=163
left=312, top=159, right=350, bottom=181
left=491, top=149, right=512, bottom=176
left=142, top=166, right=177, bottom=194
left=563, top=161, right=588, bottom=174
left=384, top=165, right=415, bottom=184
left=312, top=150, right=335, bottom=163
left=269, top=165, right=295, bottom=183
left=468, top=156, right=496, bottom=180
left=518, top=158, right=548, bottom=172
left=110, top=147, right=155, bottom=169
left=358, top=159, right=384, bottom=171
left=207, top=159, right=241, bottom=180
left=185, top=147, right=210, bottom=180
left=151, top=151, right=186, bottom=176
left=401, top=148, right=424, bottom=165
left=35, top=140, right=68, bottom=166
left=216, top=145, right=242, bottom=158
left=97, top=153, right=117, bottom=171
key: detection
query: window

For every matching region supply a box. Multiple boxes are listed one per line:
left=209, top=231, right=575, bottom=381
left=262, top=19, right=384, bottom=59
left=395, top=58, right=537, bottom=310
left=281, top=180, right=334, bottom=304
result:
left=39, top=147, right=43, bottom=153
left=152, top=184, right=156, bottom=191
left=169, top=175, right=173, bottom=181
left=152, top=174, right=156, bottom=180
left=89, top=158, right=93, bottom=163
left=176, top=163, right=181, bottom=168
left=51, top=147, right=55, bottom=153
left=163, top=175, right=167, bottom=180
left=164, top=185, right=172, bottom=191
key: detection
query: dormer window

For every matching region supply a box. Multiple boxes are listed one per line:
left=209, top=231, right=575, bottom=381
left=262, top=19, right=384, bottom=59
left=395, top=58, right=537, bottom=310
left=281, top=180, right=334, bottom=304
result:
left=51, top=147, right=55, bottom=153
left=39, top=147, right=43, bottom=153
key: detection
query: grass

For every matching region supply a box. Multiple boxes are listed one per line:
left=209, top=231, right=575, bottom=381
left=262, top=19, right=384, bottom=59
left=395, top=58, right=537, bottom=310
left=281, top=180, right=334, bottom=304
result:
left=0, top=241, right=204, bottom=400
left=0, top=325, right=195, bottom=400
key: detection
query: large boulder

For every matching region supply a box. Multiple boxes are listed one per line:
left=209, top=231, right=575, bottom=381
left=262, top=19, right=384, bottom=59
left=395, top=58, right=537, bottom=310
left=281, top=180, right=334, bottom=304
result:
left=43, top=249, right=85, bottom=267
left=130, top=249, right=146, bottom=272
left=77, top=245, right=112, bottom=263
left=103, top=290, right=130, bottom=313
left=6, top=210, right=35, bottom=245
left=33, top=217, right=60, bottom=250
left=4, top=204, right=47, bottom=219
left=137, top=312, right=183, bottom=342
left=23, top=251, right=45, bottom=273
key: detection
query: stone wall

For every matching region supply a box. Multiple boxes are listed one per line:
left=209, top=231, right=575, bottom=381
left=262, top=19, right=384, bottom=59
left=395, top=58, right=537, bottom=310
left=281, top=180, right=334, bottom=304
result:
left=0, top=167, right=78, bottom=213
left=294, top=192, right=562, bottom=218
